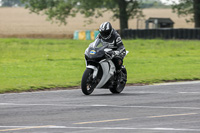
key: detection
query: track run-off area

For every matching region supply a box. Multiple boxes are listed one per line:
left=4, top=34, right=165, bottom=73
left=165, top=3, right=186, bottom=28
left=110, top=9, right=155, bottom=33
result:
left=0, top=81, right=200, bottom=133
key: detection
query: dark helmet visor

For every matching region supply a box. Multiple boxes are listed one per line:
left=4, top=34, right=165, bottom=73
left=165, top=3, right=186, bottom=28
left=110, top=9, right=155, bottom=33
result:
left=100, top=30, right=111, bottom=38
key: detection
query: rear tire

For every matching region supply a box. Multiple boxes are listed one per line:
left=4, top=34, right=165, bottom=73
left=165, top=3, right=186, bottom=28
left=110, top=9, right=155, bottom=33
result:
left=81, top=68, right=95, bottom=95
left=109, top=68, right=127, bottom=94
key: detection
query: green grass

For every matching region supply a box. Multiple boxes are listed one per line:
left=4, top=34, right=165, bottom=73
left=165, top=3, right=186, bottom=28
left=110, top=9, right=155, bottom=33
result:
left=125, top=39, right=200, bottom=84
left=0, top=38, right=200, bottom=93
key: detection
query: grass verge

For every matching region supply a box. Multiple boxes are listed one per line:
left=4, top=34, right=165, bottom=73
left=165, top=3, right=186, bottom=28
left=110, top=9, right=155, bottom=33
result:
left=0, top=38, right=200, bottom=93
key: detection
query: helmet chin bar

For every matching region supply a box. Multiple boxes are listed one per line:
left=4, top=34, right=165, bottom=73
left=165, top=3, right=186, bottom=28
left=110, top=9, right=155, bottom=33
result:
left=100, top=29, right=113, bottom=40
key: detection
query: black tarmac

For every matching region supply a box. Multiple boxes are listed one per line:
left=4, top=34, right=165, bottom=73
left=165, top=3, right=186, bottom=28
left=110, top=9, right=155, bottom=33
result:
left=0, top=81, right=200, bottom=133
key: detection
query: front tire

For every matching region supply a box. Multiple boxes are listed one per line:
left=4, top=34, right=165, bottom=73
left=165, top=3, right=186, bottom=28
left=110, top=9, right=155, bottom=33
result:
left=109, top=68, right=127, bottom=94
left=81, top=68, right=95, bottom=95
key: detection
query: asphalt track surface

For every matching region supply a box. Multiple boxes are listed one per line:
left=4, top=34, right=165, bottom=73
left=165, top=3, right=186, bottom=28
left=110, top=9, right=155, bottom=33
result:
left=0, top=81, right=200, bottom=133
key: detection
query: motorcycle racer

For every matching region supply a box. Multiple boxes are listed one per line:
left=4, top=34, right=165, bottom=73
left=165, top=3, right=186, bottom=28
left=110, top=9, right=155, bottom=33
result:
left=97, top=22, right=126, bottom=72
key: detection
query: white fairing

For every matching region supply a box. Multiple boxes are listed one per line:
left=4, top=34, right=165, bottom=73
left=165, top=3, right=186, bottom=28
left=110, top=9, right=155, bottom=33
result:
left=96, top=59, right=116, bottom=88
left=85, top=50, right=128, bottom=89
left=86, top=65, right=98, bottom=79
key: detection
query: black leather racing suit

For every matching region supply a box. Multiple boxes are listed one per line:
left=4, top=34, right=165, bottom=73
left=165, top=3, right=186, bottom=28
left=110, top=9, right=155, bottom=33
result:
left=97, top=29, right=126, bottom=70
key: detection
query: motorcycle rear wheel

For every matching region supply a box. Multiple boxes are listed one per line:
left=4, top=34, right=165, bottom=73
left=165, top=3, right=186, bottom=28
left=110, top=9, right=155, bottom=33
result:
left=109, top=68, right=127, bottom=94
left=81, top=68, right=95, bottom=95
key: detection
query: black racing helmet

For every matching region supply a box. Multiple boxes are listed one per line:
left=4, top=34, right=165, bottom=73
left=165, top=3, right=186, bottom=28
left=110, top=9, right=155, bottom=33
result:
left=99, top=22, right=113, bottom=39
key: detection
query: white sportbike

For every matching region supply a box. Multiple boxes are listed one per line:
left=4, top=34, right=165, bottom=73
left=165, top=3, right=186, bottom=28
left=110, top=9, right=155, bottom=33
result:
left=81, top=38, right=128, bottom=95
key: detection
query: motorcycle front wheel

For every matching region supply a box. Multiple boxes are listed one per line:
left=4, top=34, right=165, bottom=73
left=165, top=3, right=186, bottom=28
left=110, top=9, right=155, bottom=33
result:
left=81, top=68, right=95, bottom=95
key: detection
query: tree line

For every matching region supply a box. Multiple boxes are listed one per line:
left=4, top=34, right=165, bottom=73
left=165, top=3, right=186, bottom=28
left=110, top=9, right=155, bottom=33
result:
left=1, top=0, right=200, bottom=29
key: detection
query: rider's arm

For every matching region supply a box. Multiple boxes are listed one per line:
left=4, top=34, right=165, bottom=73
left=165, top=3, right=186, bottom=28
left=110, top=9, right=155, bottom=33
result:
left=115, top=35, right=125, bottom=56
left=113, top=32, right=126, bottom=57
left=116, top=37, right=125, bottom=51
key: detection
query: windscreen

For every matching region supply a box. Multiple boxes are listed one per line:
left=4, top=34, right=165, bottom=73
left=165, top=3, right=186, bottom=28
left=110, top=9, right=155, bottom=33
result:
left=89, top=38, right=108, bottom=48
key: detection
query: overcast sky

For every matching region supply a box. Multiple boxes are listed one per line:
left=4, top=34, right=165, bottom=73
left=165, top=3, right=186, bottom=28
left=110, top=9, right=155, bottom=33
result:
left=160, top=0, right=180, bottom=5
left=0, top=0, right=180, bottom=7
